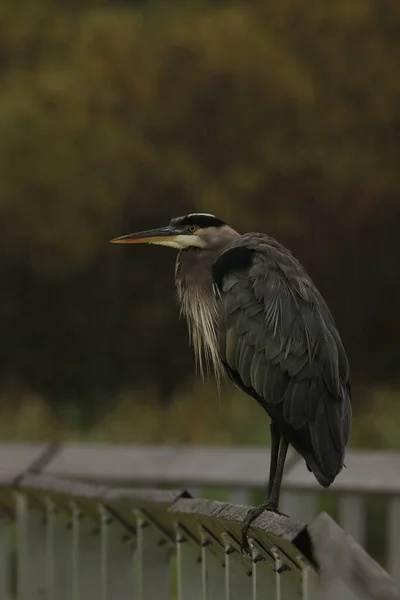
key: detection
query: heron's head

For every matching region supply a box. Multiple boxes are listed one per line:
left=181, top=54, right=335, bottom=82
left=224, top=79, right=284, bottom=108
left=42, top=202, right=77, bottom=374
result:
left=110, top=213, right=238, bottom=250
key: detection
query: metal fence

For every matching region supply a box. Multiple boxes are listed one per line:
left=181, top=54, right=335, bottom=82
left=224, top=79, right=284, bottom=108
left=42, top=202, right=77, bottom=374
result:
left=0, top=473, right=399, bottom=600
left=2, top=442, right=400, bottom=583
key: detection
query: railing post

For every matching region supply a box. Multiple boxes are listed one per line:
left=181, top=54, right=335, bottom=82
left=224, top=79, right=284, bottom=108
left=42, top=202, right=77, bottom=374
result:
left=71, top=500, right=103, bottom=600
left=198, top=526, right=225, bottom=600
left=100, top=505, right=108, bottom=600
left=248, top=538, right=276, bottom=600
left=0, top=507, right=11, bottom=600
left=45, top=496, right=55, bottom=600
left=48, top=499, right=73, bottom=600
left=222, top=533, right=252, bottom=600
left=134, top=509, right=171, bottom=600
left=388, top=497, right=400, bottom=586
left=98, top=504, right=134, bottom=600
left=301, top=566, right=319, bottom=600
left=176, top=524, right=202, bottom=600
left=16, top=491, right=47, bottom=600
left=71, top=501, right=80, bottom=600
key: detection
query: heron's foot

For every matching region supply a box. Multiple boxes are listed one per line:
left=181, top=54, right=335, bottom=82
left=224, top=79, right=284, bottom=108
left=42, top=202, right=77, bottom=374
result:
left=241, top=502, right=288, bottom=554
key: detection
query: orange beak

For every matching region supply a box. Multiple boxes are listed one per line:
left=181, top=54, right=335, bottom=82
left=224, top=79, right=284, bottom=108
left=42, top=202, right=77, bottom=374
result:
left=110, top=226, right=176, bottom=244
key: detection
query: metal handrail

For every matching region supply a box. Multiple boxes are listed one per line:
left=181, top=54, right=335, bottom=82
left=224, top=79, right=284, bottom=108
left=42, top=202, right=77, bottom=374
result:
left=2, top=442, right=400, bottom=584
left=0, top=473, right=398, bottom=599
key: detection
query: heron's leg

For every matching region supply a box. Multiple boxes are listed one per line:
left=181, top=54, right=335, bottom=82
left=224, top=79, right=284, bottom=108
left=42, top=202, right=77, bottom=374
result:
left=241, top=436, right=289, bottom=553
left=267, top=421, right=281, bottom=498
left=266, top=436, right=288, bottom=509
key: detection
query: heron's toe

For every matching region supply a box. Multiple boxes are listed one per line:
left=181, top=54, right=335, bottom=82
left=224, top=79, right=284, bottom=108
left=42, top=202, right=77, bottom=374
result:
left=240, top=503, right=289, bottom=554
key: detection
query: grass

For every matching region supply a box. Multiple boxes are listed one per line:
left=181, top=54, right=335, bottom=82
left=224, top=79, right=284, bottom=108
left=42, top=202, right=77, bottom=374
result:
left=1, top=380, right=400, bottom=451
left=0, top=380, right=270, bottom=445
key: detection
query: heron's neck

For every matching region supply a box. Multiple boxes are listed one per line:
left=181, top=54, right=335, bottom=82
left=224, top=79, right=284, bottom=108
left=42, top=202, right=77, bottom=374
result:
left=174, top=226, right=240, bottom=380
left=175, top=226, right=240, bottom=298
left=175, top=247, right=224, bottom=381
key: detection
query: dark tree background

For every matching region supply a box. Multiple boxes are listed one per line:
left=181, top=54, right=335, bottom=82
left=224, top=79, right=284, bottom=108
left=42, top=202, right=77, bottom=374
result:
left=0, top=0, right=399, bottom=413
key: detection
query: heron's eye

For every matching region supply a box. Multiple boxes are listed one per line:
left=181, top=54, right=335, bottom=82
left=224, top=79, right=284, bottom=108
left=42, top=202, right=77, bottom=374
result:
left=188, top=225, right=198, bottom=233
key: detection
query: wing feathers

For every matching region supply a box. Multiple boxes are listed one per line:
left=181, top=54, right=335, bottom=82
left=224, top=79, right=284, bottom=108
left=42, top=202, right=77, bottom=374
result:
left=213, top=238, right=351, bottom=486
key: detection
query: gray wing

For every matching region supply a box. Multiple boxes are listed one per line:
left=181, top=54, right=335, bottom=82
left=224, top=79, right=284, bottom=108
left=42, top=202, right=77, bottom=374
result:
left=212, top=237, right=352, bottom=486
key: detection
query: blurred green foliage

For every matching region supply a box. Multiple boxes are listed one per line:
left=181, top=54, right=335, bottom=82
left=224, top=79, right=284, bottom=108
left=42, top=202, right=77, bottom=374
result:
left=0, top=0, right=399, bottom=420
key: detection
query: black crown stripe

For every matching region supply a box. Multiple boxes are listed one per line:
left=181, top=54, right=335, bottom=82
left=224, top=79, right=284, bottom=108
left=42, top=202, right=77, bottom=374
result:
left=170, top=214, right=225, bottom=228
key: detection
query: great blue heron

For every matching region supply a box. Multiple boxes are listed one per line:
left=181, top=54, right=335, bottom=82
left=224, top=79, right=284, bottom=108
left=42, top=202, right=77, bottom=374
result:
left=111, top=213, right=352, bottom=546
